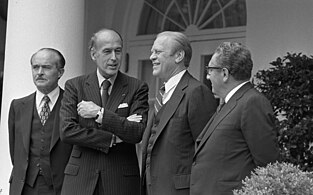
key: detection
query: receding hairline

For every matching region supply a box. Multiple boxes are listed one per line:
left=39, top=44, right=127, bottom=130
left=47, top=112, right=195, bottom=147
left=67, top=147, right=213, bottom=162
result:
left=89, top=28, right=123, bottom=51
left=30, top=48, right=66, bottom=69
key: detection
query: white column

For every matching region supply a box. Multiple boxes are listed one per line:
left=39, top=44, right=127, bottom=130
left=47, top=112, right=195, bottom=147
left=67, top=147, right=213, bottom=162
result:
left=0, top=0, right=85, bottom=194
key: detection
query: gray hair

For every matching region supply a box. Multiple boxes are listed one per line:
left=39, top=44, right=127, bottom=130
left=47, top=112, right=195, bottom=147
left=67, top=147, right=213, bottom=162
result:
left=214, top=42, right=252, bottom=81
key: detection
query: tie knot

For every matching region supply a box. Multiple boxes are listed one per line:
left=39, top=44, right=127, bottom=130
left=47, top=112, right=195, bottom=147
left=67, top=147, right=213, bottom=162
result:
left=159, top=85, right=165, bottom=95
left=102, top=80, right=111, bottom=90
left=42, top=95, right=50, bottom=103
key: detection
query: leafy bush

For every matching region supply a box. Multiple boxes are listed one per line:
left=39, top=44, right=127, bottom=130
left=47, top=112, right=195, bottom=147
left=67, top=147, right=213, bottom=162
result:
left=233, top=162, right=313, bottom=195
left=254, top=53, right=313, bottom=171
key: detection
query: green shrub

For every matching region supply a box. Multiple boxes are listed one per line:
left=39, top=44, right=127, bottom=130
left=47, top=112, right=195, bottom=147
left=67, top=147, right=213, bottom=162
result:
left=254, top=53, right=313, bottom=171
left=233, top=162, right=313, bottom=195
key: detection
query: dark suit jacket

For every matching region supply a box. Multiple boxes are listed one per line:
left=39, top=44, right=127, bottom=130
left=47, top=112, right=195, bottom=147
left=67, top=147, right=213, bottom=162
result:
left=190, top=82, right=280, bottom=195
left=141, top=71, right=217, bottom=195
left=8, top=89, right=73, bottom=195
left=60, top=71, right=149, bottom=195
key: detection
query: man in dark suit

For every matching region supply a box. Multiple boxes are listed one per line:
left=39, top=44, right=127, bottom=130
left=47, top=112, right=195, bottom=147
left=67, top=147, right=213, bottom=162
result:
left=8, top=48, right=72, bottom=195
left=141, top=31, right=217, bottom=195
left=59, top=28, right=149, bottom=195
left=190, top=42, right=280, bottom=195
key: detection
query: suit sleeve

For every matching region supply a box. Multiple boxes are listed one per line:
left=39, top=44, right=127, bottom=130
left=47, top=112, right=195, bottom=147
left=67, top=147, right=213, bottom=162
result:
left=8, top=100, right=15, bottom=165
left=188, top=85, right=217, bottom=140
left=241, top=94, right=280, bottom=166
left=101, top=82, right=149, bottom=144
left=60, top=80, right=113, bottom=153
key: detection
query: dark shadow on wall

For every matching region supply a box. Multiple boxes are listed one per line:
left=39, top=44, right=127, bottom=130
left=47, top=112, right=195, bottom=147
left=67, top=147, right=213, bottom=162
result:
left=0, top=0, right=8, bottom=117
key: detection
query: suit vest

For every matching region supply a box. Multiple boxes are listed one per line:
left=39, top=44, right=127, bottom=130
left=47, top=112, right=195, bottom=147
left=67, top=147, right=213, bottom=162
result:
left=145, top=103, right=167, bottom=185
left=25, top=103, right=56, bottom=187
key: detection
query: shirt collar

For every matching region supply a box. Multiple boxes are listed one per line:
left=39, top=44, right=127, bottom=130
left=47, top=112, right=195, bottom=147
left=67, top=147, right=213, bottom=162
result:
left=97, top=69, right=117, bottom=88
left=164, top=70, right=186, bottom=93
left=36, top=86, right=60, bottom=107
left=225, top=81, right=249, bottom=103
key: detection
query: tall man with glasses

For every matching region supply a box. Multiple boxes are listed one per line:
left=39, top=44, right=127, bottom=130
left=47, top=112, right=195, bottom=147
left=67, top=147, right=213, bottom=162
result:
left=8, top=48, right=72, bottom=195
left=141, top=31, right=217, bottom=195
left=190, top=42, right=279, bottom=195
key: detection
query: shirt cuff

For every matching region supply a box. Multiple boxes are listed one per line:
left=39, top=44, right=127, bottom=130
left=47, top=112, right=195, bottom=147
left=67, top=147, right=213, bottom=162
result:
left=95, top=107, right=104, bottom=124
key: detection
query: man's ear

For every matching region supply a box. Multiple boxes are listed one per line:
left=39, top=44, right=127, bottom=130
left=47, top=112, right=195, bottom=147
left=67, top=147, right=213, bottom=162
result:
left=175, top=50, right=185, bottom=64
left=222, top=68, right=230, bottom=82
left=90, top=48, right=97, bottom=61
left=58, top=68, right=65, bottom=79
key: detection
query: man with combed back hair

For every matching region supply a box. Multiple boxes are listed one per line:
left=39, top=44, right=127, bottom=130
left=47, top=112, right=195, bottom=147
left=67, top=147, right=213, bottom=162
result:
left=141, top=31, right=217, bottom=195
left=8, top=48, right=72, bottom=195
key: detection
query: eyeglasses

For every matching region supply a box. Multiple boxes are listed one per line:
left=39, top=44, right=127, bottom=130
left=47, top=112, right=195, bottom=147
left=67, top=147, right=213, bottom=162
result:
left=205, top=66, right=223, bottom=75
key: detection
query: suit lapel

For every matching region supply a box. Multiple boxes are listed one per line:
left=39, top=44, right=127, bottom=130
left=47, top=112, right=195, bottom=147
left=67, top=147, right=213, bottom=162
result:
left=106, top=71, right=128, bottom=112
left=153, top=72, right=190, bottom=143
left=21, top=93, right=36, bottom=156
left=50, top=89, right=63, bottom=151
left=194, top=82, right=253, bottom=156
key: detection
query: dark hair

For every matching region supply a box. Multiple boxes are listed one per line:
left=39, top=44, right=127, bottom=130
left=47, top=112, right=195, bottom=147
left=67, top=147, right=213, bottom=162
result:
left=156, top=31, right=192, bottom=67
left=30, top=48, right=66, bottom=69
left=88, top=28, right=123, bottom=52
left=214, top=42, right=252, bottom=81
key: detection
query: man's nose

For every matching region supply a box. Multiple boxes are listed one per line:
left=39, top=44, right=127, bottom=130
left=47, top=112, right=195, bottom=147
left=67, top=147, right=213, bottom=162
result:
left=38, top=66, right=44, bottom=74
left=206, top=74, right=210, bottom=80
left=111, top=51, right=117, bottom=60
left=150, top=53, right=156, bottom=61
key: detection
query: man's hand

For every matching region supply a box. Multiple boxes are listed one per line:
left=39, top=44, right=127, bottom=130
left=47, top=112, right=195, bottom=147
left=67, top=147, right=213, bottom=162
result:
left=127, top=114, right=142, bottom=123
left=77, top=100, right=101, bottom=118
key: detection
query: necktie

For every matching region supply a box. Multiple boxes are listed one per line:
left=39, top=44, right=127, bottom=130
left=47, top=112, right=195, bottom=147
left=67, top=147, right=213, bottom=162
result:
left=217, top=99, right=225, bottom=113
left=154, top=84, right=165, bottom=114
left=40, top=95, right=50, bottom=125
left=101, top=80, right=111, bottom=107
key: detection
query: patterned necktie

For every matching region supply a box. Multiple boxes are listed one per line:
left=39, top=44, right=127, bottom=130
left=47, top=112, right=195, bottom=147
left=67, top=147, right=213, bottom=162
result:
left=101, top=80, right=111, bottom=107
left=40, top=95, right=50, bottom=125
left=154, top=84, right=165, bottom=114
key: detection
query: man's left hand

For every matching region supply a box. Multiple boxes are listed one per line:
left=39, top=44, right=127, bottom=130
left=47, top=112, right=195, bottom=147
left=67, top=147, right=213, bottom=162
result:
left=77, top=100, right=101, bottom=118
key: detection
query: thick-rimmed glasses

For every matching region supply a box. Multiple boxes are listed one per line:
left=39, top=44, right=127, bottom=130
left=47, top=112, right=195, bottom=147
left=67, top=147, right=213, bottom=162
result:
left=205, top=66, right=223, bottom=75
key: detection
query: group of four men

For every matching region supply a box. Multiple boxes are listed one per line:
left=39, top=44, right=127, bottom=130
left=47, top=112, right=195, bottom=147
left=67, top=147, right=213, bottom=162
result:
left=8, top=28, right=279, bottom=195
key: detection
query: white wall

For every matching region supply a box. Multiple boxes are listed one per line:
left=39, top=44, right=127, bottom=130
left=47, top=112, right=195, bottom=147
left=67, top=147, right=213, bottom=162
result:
left=246, top=0, right=313, bottom=76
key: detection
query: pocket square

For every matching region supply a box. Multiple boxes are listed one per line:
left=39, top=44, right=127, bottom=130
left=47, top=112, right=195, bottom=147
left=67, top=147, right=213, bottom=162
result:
left=118, top=103, right=128, bottom=109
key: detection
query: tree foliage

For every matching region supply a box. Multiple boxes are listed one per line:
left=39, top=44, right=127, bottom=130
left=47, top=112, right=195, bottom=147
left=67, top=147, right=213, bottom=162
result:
left=255, top=53, right=313, bottom=171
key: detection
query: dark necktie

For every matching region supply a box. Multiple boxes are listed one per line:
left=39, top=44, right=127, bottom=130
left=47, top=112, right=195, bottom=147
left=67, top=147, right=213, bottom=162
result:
left=101, top=80, right=111, bottom=107
left=40, top=95, right=50, bottom=125
left=154, top=84, right=165, bottom=114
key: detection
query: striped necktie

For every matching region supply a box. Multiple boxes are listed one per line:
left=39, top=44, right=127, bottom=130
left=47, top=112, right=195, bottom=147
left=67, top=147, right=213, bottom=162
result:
left=40, top=95, right=50, bottom=125
left=217, top=99, right=225, bottom=113
left=154, top=85, right=165, bottom=114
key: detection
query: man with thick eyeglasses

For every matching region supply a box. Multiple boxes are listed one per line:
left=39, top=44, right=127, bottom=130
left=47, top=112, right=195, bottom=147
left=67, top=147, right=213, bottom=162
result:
left=190, top=42, right=279, bottom=195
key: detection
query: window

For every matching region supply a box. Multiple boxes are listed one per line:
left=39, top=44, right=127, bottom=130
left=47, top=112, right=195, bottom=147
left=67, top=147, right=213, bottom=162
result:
left=138, top=0, right=246, bottom=35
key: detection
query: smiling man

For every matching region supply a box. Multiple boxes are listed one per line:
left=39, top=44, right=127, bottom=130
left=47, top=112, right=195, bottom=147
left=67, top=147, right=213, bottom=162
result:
left=8, top=48, right=72, bottom=195
left=141, top=31, right=217, bottom=195
left=59, top=28, right=149, bottom=195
